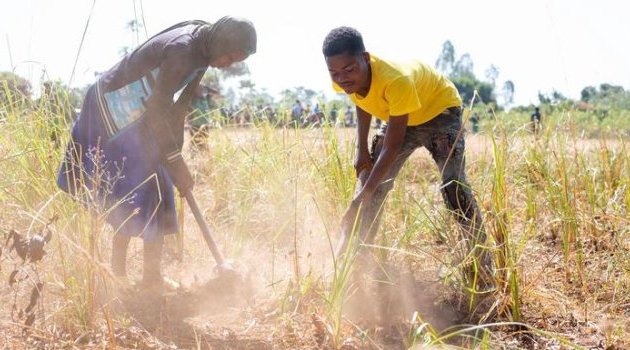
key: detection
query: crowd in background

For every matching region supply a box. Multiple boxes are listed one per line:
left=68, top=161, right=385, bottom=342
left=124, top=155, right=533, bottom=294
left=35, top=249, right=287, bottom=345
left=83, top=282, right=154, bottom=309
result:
left=187, top=85, right=360, bottom=129
left=19, top=80, right=544, bottom=143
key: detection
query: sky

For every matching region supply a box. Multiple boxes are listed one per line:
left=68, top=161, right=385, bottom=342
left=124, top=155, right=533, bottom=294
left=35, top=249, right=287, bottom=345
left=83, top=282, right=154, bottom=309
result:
left=1, top=0, right=629, bottom=107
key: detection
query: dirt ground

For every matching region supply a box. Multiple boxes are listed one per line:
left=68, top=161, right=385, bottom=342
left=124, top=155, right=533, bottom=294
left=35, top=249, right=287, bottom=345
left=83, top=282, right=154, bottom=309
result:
left=1, top=128, right=628, bottom=349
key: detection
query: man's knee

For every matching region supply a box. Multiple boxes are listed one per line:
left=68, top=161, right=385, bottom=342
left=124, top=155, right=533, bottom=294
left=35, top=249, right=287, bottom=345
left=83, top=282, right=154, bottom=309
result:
left=441, top=178, right=475, bottom=216
left=370, top=133, right=385, bottom=160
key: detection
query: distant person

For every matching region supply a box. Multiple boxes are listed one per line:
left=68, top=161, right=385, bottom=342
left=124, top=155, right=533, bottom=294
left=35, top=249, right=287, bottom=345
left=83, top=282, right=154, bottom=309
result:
left=344, top=105, right=354, bottom=127
left=57, top=17, right=257, bottom=290
left=322, top=26, right=493, bottom=314
left=308, top=103, right=324, bottom=125
left=470, top=112, right=479, bottom=134
left=188, top=85, right=216, bottom=149
left=531, top=106, right=542, bottom=134
left=291, top=99, right=303, bottom=125
left=304, top=103, right=312, bottom=119
left=330, top=105, right=338, bottom=124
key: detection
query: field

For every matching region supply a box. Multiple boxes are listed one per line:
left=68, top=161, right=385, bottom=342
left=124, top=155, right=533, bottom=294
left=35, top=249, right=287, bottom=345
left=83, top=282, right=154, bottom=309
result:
left=0, top=103, right=628, bottom=349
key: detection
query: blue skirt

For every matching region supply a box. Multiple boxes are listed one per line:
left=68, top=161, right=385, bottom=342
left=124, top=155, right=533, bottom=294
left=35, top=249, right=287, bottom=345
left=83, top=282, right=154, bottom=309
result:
left=57, top=84, right=177, bottom=241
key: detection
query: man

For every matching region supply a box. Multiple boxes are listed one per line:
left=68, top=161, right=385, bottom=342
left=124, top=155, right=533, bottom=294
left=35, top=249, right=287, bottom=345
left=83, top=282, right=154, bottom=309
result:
left=322, top=27, right=493, bottom=304
left=58, top=17, right=257, bottom=290
left=188, top=84, right=219, bottom=149
left=344, top=105, right=354, bottom=127
left=531, top=106, right=542, bottom=134
left=291, top=99, right=303, bottom=126
left=470, top=112, right=480, bottom=134
left=330, top=105, right=338, bottom=125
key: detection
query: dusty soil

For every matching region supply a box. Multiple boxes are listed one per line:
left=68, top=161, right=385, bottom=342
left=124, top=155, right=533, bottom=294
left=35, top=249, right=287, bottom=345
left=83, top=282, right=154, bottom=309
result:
left=1, top=128, right=628, bottom=349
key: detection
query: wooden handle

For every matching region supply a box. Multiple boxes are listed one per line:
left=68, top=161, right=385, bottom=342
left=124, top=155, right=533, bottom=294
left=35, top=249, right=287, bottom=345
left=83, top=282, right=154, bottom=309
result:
left=183, top=191, right=225, bottom=265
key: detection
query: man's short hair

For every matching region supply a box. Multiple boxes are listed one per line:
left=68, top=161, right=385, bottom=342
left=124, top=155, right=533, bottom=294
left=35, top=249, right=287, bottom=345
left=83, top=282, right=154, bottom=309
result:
left=322, top=26, right=365, bottom=57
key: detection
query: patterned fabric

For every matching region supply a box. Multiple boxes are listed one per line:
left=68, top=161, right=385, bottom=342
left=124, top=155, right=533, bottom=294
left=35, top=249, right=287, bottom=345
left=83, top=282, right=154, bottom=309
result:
left=99, top=68, right=159, bottom=136
left=57, top=85, right=177, bottom=241
left=56, top=22, right=211, bottom=241
left=57, top=18, right=256, bottom=241
left=99, top=67, right=206, bottom=139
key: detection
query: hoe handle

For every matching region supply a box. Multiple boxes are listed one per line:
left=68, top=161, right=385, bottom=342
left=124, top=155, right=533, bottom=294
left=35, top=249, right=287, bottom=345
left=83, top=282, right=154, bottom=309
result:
left=184, top=191, right=226, bottom=266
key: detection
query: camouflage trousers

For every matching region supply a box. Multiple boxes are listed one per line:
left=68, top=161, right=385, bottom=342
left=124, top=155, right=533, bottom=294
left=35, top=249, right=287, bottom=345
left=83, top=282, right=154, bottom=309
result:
left=346, top=107, right=493, bottom=286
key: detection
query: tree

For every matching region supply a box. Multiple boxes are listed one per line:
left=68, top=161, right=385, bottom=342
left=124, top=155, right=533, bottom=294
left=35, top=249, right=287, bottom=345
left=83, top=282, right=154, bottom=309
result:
left=580, top=86, right=597, bottom=102
left=599, top=83, right=624, bottom=97
left=551, top=90, right=567, bottom=103
left=239, top=79, right=255, bottom=90
left=126, top=19, right=143, bottom=48
left=221, top=62, right=250, bottom=79
left=224, top=87, right=236, bottom=107
left=452, top=53, right=474, bottom=79
left=485, top=65, right=500, bottom=87
left=435, top=40, right=456, bottom=76
left=537, top=90, right=568, bottom=106
left=239, top=80, right=275, bottom=107
left=0, top=71, right=31, bottom=109
left=578, top=83, right=630, bottom=110
left=119, top=19, right=145, bottom=57
left=200, top=62, right=252, bottom=107
left=38, top=80, right=86, bottom=110
left=537, top=91, right=551, bottom=105
left=476, top=80, right=496, bottom=106
left=451, top=76, right=495, bottom=106
left=280, top=89, right=297, bottom=106
left=502, top=80, right=515, bottom=107
left=435, top=42, right=498, bottom=106
left=279, top=86, right=317, bottom=107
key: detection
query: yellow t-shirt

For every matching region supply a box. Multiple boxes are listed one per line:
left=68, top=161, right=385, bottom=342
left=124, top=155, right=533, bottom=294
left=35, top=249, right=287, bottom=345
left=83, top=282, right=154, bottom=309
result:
left=333, top=54, right=461, bottom=126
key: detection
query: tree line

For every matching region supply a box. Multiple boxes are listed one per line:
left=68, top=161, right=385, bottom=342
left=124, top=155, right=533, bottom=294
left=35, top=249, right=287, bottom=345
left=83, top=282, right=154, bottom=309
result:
left=2, top=40, right=628, bottom=121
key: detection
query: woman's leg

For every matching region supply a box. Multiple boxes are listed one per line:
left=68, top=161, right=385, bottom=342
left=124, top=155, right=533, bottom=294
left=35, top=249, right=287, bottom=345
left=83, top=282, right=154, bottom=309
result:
left=111, top=234, right=131, bottom=277
left=142, top=235, right=165, bottom=286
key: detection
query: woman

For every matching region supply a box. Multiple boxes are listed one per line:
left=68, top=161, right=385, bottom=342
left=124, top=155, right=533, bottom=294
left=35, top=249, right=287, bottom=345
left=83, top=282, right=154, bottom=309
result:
left=58, top=16, right=256, bottom=288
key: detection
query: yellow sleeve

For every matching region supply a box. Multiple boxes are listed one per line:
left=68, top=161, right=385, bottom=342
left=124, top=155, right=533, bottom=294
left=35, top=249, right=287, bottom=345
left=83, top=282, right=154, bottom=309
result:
left=385, top=77, right=421, bottom=116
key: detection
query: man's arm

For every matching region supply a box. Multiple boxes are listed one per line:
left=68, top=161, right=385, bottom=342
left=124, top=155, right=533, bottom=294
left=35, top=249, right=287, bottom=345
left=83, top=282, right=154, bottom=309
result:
left=354, top=114, right=408, bottom=203
left=354, top=106, right=373, bottom=176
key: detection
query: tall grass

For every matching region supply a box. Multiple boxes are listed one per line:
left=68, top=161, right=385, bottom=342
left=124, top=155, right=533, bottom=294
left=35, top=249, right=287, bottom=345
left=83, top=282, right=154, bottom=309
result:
left=487, top=120, right=521, bottom=321
left=0, top=83, right=102, bottom=332
left=1, top=90, right=628, bottom=348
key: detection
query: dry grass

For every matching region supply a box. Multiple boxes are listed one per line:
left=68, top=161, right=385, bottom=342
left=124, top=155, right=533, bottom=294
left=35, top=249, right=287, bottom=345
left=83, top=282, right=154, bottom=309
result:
left=0, top=97, right=628, bottom=349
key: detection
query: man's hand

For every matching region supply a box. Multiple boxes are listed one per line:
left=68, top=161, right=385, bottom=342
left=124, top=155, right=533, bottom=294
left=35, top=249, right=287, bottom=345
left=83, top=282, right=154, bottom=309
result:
left=355, top=114, right=408, bottom=200
left=354, top=149, right=373, bottom=177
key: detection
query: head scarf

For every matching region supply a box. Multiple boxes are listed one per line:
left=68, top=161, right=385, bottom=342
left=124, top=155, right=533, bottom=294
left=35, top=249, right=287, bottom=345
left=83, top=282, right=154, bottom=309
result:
left=197, top=16, right=257, bottom=60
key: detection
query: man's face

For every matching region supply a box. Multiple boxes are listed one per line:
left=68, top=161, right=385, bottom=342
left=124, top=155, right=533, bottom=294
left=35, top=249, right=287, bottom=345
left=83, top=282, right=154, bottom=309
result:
left=210, top=51, right=248, bottom=68
left=325, top=52, right=370, bottom=95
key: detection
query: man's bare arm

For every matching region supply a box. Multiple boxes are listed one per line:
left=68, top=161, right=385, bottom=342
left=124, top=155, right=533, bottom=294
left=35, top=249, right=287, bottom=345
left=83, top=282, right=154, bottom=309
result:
left=354, top=106, right=373, bottom=176
left=354, top=114, right=408, bottom=202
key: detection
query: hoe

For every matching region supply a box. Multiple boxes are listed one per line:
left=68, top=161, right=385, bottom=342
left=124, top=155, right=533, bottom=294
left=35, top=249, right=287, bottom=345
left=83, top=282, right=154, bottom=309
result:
left=183, top=190, right=245, bottom=287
